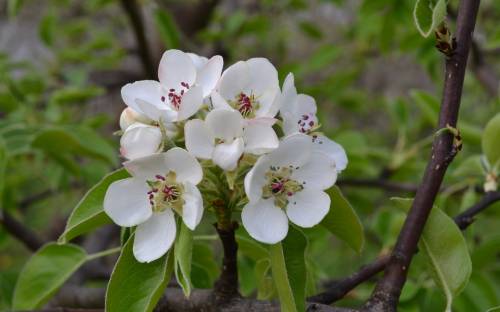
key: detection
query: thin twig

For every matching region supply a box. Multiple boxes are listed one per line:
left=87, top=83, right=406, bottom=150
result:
left=454, top=191, right=500, bottom=229
left=0, top=210, right=44, bottom=251
left=120, top=0, right=156, bottom=78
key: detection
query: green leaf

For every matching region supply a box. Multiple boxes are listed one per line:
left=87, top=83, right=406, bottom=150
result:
left=410, top=90, right=439, bottom=125
left=106, top=235, right=174, bottom=312
left=269, top=226, right=307, bottom=312
left=39, top=13, right=57, bottom=46
left=236, top=230, right=269, bottom=261
left=12, top=244, right=87, bottom=309
left=320, top=186, right=364, bottom=253
left=413, top=0, right=447, bottom=38
left=49, top=86, right=104, bottom=106
left=59, top=169, right=130, bottom=243
left=32, top=126, right=116, bottom=165
left=153, top=10, right=181, bottom=49
left=482, top=113, right=500, bottom=168
left=392, top=198, right=472, bottom=312
left=255, top=259, right=275, bottom=300
left=174, top=221, right=193, bottom=297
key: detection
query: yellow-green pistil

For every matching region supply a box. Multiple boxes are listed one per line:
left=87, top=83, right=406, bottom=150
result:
left=147, top=171, right=184, bottom=214
left=229, top=92, right=260, bottom=118
left=262, top=166, right=304, bottom=208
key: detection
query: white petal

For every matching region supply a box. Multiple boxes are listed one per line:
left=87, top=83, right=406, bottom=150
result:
left=293, top=94, right=317, bottom=116
left=312, top=135, right=348, bottom=172
left=177, top=85, right=203, bottom=121
left=245, top=58, right=279, bottom=96
left=254, top=88, right=280, bottom=118
left=135, top=98, right=177, bottom=122
left=104, top=178, right=152, bottom=227
left=124, top=148, right=202, bottom=185
left=218, top=61, right=249, bottom=100
left=212, top=138, right=244, bottom=171
left=119, top=107, right=151, bottom=131
left=210, top=91, right=234, bottom=111
left=158, top=50, right=197, bottom=90
left=279, top=73, right=298, bottom=116
left=244, top=117, right=277, bottom=127
left=205, top=109, right=243, bottom=141
left=291, top=150, right=337, bottom=190
left=184, top=119, right=215, bottom=159
left=244, top=155, right=271, bottom=202
left=282, top=112, right=300, bottom=136
left=133, top=209, right=176, bottom=263
left=163, top=147, right=203, bottom=184
left=181, top=182, right=204, bottom=230
left=241, top=199, right=288, bottom=244
left=120, top=123, right=162, bottom=160
left=243, top=123, right=279, bottom=155
left=187, top=52, right=208, bottom=70
left=121, top=80, right=165, bottom=117
left=196, top=55, right=223, bottom=97
left=267, top=133, right=312, bottom=168
left=286, top=189, right=330, bottom=228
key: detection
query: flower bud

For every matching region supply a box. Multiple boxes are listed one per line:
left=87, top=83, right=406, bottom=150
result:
left=119, top=108, right=151, bottom=131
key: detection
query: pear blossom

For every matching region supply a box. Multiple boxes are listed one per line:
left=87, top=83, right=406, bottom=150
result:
left=279, top=73, right=348, bottom=172
left=242, top=134, right=337, bottom=244
left=211, top=58, right=281, bottom=123
left=119, top=107, right=152, bottom=131
left=120, top=123, right=163, bottom=160
left=121, top=50, right=223, bottom=123
left=104, top=148, right=203, bottom=262
left=184, top=109, right=278, bottom=171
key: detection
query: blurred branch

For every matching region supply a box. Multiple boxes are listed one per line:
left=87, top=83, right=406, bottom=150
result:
left=454, top=191, right=500, bottom=229
left=120, top=0, right=156, bottom=78
left=337, top=178, right=419, bottom=193
left=0, top=210, right=44, bottom=250
left=364, top=0, right=481, bottom=309
left=308, top=255, right=391, bottom=305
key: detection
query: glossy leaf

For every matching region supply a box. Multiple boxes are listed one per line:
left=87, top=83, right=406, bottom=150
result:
left=413, top=0, right=447, bottom=37
left=106, top=235, right=173, bottom=312
left=12, top=244, right=87, bottom=309
left=320, top=186, right=364, bottom=253
left=174, top=221, right=193, bottom=297
left=482, top=113, right=500, bottom=168
left=269, top=226, right=307, bottom=312
left=393, top=198, right=472, bottom=312
left=59, top=168, right=130, bottom=243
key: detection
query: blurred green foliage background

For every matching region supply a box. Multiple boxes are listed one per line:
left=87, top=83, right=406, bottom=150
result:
left=1, top=0, right=499, bottom=311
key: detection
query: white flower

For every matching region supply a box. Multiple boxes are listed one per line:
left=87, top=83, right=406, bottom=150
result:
left=121, top=50, right=223, bottom=123
left=120, top=123, right=163, bottom=160
left=242, top=134, right=337, bottom=244
left=104, top=148, right=203, bottom=262
left=211, top=58, right=281, bottom=123
left=279, top=73, right=348, bottom=172
left=184, top=109, right=278, bottom=171
left=119, top=107, right=152, bottom=131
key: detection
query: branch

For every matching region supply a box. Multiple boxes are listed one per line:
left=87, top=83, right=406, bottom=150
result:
left=454, top=191, right=500, bottom=229
left=363, top=1, right=481, bottom=310
left=120, top=0, right=156, bottom=78
left=213, top=222, right=240, bottom=301
left=308, top=255, right=390, bottom=304
left=0, top=210, right=44, bottom=251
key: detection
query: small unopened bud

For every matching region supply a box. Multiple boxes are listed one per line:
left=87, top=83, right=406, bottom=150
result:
left=435, top=23, right=456, bottom=57
left=484, top=172, right=498, bottom=192
left=119, top=108, right=151, bottom=131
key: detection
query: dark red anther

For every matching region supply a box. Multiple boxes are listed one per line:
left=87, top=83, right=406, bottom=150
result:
left=155, top=175, right=165, bottom=181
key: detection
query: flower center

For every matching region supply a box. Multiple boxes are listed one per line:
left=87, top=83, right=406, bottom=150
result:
left=230, top=92, right=260, bottom=118
left=161, top=81, right=190, bottom=110
left=262, top=166, right=304, bottom=208
left=147, top=171, right=184, bottom=214
left=297, top=113, right=318, bottom=134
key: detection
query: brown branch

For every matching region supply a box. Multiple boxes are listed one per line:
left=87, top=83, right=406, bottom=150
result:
left=362, top=1, right=481, bottom=310
left=213, top=222, right=240, bottom=302
left=0, top=210, right=44, bottom=251
left=454, top=191, right=500, bottom=229
left=120, top=0, right=156, bottom=78
left=308, top=255, right=390, bottom=305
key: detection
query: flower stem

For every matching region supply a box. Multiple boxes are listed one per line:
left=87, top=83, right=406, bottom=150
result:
left=87, top=246, right=121, bottom=261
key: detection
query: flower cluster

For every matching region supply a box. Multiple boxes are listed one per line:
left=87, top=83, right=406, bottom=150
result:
left=104, top=50, right=347, bottom=262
